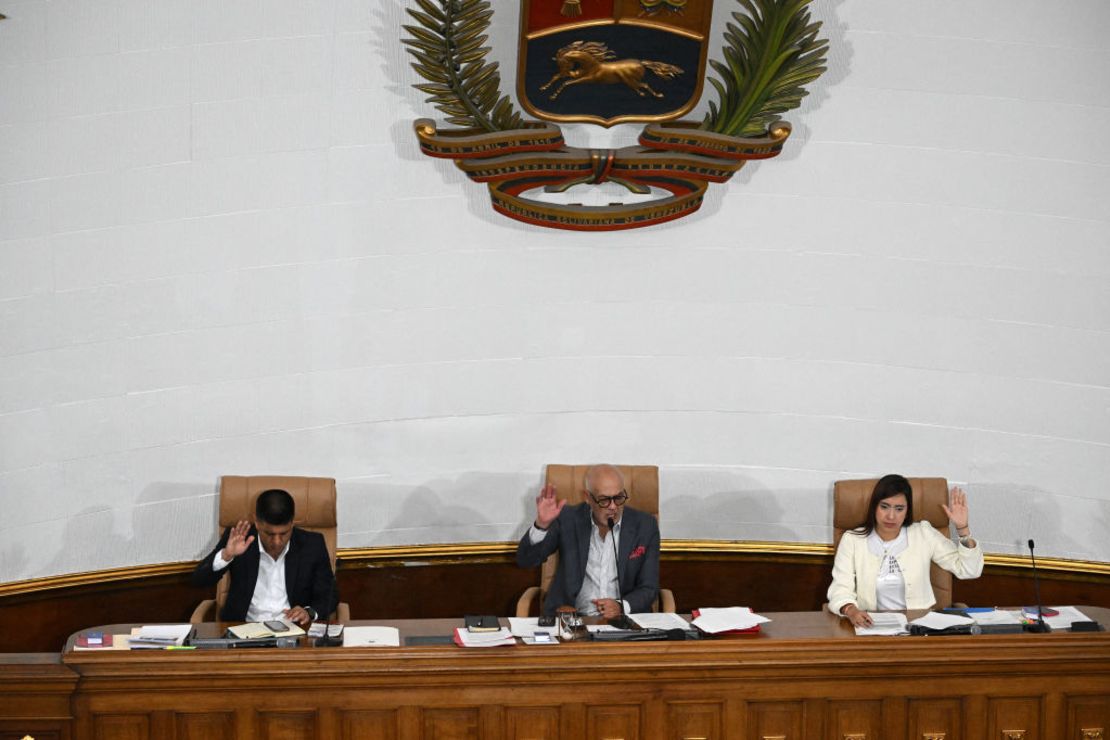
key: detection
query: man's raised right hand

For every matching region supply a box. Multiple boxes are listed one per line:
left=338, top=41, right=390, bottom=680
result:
left=221, top=520, right=255, bottom=561
left=534, top=483, right=565, bottom=530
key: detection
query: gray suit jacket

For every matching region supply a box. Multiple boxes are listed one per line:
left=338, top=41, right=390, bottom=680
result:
left=516, top=503, right=660, bottom=616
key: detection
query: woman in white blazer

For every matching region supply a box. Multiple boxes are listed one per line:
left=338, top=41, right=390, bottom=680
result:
left=827, top=474, right=984, bottom=628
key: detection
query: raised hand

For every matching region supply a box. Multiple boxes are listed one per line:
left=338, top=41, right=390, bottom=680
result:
left=535, top=483, right=565, bottom=529
left=221, top=520, right=255, bottom=561
left=942, top=486, right=970, bottom=531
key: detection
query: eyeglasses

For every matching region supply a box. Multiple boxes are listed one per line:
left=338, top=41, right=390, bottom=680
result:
left=588, top=491, right=629, bottom=508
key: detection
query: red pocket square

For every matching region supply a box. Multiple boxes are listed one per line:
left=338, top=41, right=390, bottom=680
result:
left=629, top=545, right=646, bottom=560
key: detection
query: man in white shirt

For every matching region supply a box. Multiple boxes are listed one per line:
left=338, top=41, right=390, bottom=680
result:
left=516, top=464, right=660, bottom=618
left=192, top=489, right=337, bottom=626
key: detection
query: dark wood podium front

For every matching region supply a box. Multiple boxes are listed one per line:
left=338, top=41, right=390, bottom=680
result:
left=23, top=609, right=1110, bottom=739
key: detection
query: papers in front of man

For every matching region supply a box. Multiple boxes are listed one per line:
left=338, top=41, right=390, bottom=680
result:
left=854, top=612, right=909, bottom=636
left=1024, top=606, right=1094, bottom=631
left=690, top=607, right=771, bottom=634
left=227, top=621, right=306, bottom=640
left=342, top=626, right=401, bottom=647
left=128, top=624, right=194, bottom=649
left=507, top=617, right=549, bottom=639
left=968, top=609, right=1023, bottom=627
left=909, top=611, right=974, bottom=631
left=628, top=612, right=690, bottom=631
left=452, top=627, right=515, bottom=647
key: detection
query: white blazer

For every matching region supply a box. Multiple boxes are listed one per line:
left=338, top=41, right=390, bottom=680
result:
left=827, top=520, right=984, bottom=614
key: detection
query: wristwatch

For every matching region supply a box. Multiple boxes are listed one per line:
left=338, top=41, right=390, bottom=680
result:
left=305, top=606, right=318, bottom=621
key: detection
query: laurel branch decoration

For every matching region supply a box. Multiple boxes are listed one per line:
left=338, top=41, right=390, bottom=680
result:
left=702, top=0, right=829, bottom=137
left=405, top=0, right=827, bottom=230
left=403, top=0, right=523, bottom=132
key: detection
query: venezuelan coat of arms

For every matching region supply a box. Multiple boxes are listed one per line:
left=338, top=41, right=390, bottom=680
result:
left=405, top=0, right=829, bottom=231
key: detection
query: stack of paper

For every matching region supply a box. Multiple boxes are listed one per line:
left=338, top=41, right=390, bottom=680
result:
left=1027, top=606, right=1093, bottom=631
left=691, top=607, right=771, bottom=634
left=453, top=627, right=515, bottom=647
left=342, top=626, right=401, bottom=647
left=909, top=612, right=974, bottom=630
left=628, top=613, right=690, bottom=630
left=969, top=609, right=1022, bottom=626
left=854, top=612, right=908, bottom=636
left=128, top=624, right=193, bottom=649
left=507, top=617, right=544, bottom=638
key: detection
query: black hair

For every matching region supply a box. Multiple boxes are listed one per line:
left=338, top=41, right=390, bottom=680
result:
left=255, top=489, right=295, bottom=526
left=851, top=474, right=913, bottom=536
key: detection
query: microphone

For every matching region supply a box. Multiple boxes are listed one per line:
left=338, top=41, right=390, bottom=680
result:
left=607, top=516, right=628, bottom=625
left=1024, top=539, right=1051, bottom=633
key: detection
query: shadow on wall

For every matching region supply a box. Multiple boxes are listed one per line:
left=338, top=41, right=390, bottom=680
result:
left=33, top=482, right=221, bottom=581
left=666, top=483, right=791, bottom=541
left=340, top=471, right=542, bottom=546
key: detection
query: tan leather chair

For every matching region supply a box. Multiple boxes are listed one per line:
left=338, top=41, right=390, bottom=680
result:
left=833, top=477, right=956, bottom=609
left=515, top=464, right=676, bottom=617
left=190, top=475, right=350, bottom=623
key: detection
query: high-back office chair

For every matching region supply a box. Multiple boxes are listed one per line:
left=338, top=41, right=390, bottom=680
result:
left=515, top=464, right=676, bottom=617
left=832, top=477, right=956, bottom=610
left=190, top=475, right=350, bottom=624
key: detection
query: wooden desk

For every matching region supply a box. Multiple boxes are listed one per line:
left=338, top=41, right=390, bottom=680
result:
left=29, top=610, right=1110, bottom=739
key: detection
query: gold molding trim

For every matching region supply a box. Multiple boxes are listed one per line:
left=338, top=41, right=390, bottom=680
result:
left=2, top=541, right=1108, bottom=598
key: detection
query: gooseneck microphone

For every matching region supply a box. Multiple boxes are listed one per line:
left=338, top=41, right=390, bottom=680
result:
left=1025, top=538, right=1051, bottom=633
left=607, top=516, right=624, bottom=619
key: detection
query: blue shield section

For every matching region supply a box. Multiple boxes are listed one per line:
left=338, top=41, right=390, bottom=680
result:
left=521, top=24, right=704, bottom=126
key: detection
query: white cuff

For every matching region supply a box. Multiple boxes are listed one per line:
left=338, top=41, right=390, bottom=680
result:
left=212, top=550, right=232, bottom=571
left=527, top=524, right=549, bottom=545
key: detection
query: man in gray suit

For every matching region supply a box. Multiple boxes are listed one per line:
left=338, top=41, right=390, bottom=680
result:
left=516, top=464, right=660, bottom=618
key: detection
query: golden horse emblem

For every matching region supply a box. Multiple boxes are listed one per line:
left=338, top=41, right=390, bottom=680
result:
left=539, top=41, right=685, bottom=100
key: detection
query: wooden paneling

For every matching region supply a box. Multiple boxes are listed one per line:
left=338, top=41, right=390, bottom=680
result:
left=1067, top=696, right=1109, bottom=740
left=585, top=704, right=641, bottom=740
left=505, top=706, right=560, bottom=740
left=826, top=700, right=881, bottom=740
left=907, top=699, right=961, bottom=740
left=176, top=711, right=235, bottom=740
left=340, top=710, right=398, bottom=740
left=666, top=700, right=723, bottom=740
left=257, top=711, right=316, bottom=740
left=986, top=697, right=1040, bottom=740
left=422, top=708, right=480, bottom=740
left=747, top=701, right=804, bottom=740
left=91, top=714, right=149, bottom=740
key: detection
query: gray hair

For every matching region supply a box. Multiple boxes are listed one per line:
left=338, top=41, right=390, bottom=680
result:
left=584, top=463, right=625, bottom=494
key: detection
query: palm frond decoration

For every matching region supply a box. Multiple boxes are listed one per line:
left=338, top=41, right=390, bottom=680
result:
left=403, top=0, right=524, bottom=132
left=701, top=0, right=828, bottom=137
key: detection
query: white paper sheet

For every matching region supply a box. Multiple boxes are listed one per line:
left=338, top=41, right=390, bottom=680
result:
left=691, top=607, right=771, bottom=633
left=507, top=617, right=543, bottom=638
left=854, top=612, right=908, bottom=636
left=1037, top=606, right=1093, bottom=631
left=342, top=626, right=401, bottom=647
left=453, top=627, right=516, bottom=647
left=628, top=612, right=690, bottom=630
left=909, top=612, right=974, bottom=630
left=969, top=609, right=1022, bottom=626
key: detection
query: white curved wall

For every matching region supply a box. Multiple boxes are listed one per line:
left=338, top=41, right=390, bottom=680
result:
left=1, top=0, right=1107, bottom=583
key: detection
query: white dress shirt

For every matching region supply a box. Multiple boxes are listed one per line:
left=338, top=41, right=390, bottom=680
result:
left=212, top=538, right=292, bottom=622
left=868, top=528, right=908, bottom=610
